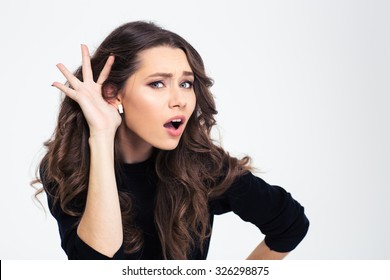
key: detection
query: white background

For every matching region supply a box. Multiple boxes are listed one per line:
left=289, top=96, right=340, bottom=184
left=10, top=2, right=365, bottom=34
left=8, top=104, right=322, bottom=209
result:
left=0, top=0, right=389, bottom=260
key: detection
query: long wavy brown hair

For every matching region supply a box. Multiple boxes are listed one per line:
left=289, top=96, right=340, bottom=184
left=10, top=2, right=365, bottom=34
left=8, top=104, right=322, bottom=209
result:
left=34, top=21, right=251, bottom=259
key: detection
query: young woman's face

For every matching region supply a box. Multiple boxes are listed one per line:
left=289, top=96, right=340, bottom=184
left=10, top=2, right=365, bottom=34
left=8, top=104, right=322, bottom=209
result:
left=118, top=46, right=196, bottom=150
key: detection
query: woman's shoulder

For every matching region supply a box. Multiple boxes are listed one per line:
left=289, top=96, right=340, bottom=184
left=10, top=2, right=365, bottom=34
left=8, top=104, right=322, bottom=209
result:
left=209, top=171, right=271, bottom=214
left=219, top=171, right=272, bottom=198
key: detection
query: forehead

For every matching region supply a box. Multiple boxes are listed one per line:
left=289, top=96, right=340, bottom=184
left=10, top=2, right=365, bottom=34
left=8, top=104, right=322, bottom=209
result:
left=136, top=46, right=192, bottom=74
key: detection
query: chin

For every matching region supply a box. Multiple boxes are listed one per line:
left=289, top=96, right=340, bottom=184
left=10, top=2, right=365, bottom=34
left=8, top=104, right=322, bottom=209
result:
left=154, top=140, right=180, bottom=151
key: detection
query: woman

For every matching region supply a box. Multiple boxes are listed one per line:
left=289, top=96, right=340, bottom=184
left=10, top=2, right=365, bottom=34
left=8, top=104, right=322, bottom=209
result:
left=35, top=21, right=309, bottom=260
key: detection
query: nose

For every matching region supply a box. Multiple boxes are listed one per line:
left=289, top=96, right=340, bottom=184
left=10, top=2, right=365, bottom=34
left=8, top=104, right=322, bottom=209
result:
left=168, top=86, right=187, bottom=109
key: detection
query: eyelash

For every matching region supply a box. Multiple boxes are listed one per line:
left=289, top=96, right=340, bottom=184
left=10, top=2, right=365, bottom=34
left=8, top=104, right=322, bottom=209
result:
left=148, top=81, right=193, bottom=89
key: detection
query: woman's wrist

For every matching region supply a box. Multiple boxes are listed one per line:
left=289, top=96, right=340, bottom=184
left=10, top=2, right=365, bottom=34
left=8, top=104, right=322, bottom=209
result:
left=246, top=240, right=289, bottom=260
left=89, top=131, right=116, bottom=145
left=88, top=133, right=116, bottom=161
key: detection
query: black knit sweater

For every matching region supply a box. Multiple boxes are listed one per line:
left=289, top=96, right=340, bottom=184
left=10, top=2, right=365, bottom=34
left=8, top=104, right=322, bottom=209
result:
left=42, top=157, right=309, bottom=259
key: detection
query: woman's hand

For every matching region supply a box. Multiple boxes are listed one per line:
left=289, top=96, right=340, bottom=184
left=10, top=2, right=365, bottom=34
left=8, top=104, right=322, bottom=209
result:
left=52, top=44, right=121, bottom=138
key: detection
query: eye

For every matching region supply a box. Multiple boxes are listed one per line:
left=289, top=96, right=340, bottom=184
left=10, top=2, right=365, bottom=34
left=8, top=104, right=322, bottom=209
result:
left=149, top=81, right=164, bottom=88
left=180, top=81, right=193, bottom=89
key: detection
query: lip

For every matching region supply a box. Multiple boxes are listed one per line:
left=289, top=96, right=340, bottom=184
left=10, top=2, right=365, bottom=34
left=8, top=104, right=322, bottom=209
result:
left=164, top=115, right=186, bottom=137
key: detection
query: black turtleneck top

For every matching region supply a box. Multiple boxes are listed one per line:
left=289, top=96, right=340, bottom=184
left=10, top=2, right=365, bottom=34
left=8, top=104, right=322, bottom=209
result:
left=42, top=157, right=309, bottom=259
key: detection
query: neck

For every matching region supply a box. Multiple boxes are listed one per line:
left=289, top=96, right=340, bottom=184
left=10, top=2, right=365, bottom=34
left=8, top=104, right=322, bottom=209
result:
left=117, top=125, right=153, bottom=164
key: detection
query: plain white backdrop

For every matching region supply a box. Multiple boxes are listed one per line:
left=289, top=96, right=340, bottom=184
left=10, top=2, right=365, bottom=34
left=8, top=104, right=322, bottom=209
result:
left=1, top=0, right=389, bottom=260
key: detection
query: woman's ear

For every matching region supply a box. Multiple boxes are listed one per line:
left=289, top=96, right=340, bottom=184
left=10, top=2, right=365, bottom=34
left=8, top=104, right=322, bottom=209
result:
left=102, top=83, right=118, bottom=100
left=116, top=93, right=124, bottom=114
left=102, top=83, right=124, bottom=113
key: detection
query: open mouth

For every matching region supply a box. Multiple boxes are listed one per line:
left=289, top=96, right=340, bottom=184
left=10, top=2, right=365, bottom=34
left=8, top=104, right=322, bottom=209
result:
left=163, top=119, right=183, bottom=130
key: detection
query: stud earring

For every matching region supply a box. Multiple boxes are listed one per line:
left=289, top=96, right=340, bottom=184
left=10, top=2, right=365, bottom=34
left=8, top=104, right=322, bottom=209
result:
left=118, top=104, right=124, bottom=114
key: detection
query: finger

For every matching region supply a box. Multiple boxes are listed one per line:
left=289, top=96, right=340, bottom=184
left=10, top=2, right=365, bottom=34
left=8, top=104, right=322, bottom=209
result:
left=97, top=55, right=115, bottom=85
left=81, top=44, right=94, bottom=82
left=52, top=82, right=78, bottom=100
left=56, top=63, right=82, bottom=90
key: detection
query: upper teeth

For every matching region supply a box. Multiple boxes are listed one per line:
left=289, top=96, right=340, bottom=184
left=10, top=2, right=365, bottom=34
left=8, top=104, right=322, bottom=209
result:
left=171, top=119, right=181, bottom=123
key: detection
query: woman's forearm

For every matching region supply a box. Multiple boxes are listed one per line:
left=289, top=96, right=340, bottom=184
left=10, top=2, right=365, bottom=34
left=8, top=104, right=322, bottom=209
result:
left=77, top=134, right=123, bottom=257
left=246, top=240, right=289, bottom=260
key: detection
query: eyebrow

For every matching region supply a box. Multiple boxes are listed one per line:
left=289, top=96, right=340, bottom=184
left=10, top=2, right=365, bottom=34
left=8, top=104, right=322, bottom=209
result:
left=145, top=71, right=194, bottom=79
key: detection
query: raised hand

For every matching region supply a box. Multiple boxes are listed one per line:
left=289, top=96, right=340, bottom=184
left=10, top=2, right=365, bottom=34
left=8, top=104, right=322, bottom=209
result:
left=52, top=44, right=121, bottom=138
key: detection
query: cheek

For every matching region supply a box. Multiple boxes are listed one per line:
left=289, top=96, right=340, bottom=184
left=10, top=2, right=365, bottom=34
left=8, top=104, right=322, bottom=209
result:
left=123, top=95, right=163, bottom=126
left=125, top=89, right=162, bottom=112
left=189, top=92, right=197, bottom=112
